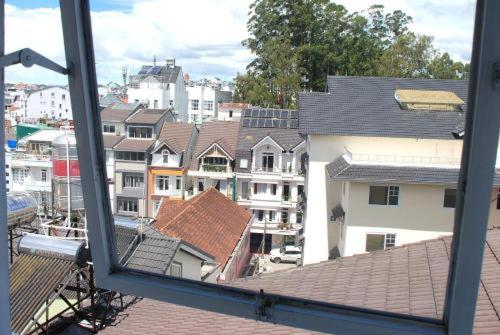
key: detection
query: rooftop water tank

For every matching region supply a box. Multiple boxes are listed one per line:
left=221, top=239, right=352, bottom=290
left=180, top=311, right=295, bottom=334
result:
left=6, top=192, right=38, bottom=228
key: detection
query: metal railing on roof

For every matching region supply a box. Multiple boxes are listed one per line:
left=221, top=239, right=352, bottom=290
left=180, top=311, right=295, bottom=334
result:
left=350, top=153, right=461, bottom=166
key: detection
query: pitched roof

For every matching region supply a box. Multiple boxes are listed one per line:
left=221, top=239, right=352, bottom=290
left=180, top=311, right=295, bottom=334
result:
left=299, top=76, right=468, bottom=140
left=134, top=65, right=182, bottom=84
left=326, top=154, right=500, bottom=186
left=191, top=121, right=239, bottom=170
left=102, top=134, right=124, bottom=149
left=114, top=139, right=155, bottom=152
left=126, top=109, right=172, bottom=125
left=154, top=188, right=252, bottom=268
left=156, top=122, right=196, bottom=155
left=101, top=102, right=142, bottom=122
left=99, top=227, right=500, bottom=335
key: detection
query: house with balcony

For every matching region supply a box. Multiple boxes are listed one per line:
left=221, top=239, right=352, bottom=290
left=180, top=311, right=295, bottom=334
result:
left=234, top=108, right=306, bottom=251
left=127, top=58, right=188, bottom=122
left=188, top=121, right=239, bottom=199
left=100, top=102, right=143, bottom=136
left=112, top=107, right=173, bottom=218
left=10, top=129, right=64, bottom=211
left=147, top=122, right=198, bottom=216
left=298, top=76, right=500, bottom=264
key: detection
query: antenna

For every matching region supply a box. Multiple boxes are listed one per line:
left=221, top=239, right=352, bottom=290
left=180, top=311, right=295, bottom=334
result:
left=153, top=55, right=156, bottom=66
left=121, top=66, right=127, bottom=97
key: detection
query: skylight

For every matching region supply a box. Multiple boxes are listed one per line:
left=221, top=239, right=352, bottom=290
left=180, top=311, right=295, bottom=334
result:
left=395, top=89, right=464, bottom=111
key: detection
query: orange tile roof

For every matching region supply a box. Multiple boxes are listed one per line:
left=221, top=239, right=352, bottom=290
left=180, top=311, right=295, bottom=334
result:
left=154, top=188, right=252, bottom=267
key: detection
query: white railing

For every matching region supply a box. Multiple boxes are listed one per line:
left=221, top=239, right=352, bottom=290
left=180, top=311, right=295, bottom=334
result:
left=350, top=153, right=461, bottom=166
left=11, top=152, right=51, bottom=161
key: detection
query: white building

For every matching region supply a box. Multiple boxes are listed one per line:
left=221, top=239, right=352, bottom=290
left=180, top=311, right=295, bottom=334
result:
left=234, top=108, right=305, bottom=251
left=217, top=103, right=250, bottom=122
left=298, top=76, right=500, bottom=264
left=127, top=58, right=188, bottom=123
left=25, top=86, right=72, bottom=121
left=186, top=84, right=232, bottom=123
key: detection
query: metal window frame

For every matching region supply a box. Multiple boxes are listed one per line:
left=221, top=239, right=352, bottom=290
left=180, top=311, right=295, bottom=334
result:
left=1, top=0, right=498, bottom=333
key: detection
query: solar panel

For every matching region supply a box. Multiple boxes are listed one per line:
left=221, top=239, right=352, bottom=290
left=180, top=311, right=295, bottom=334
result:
left=290, top=119, right=298, bottom=129
left=272, top=119, right=280, bottom=128
left=244, top=109, right=252, bottom=117
left=259, top=109, right=267, bottom=118
left=257, top=119, right=266, bottom=127
left=273, top=110, right=281, bottom=118
left=290, top=110, right=298, bottom=119
left=138, top=65, right=152, bottom=75
left=280, top=110, right=289, bottom=118
left=279, top=119, right=288, bottom=128
left=150, top=66, right=162, bottom=75
left=250, top=119, right=258, bottom=127
left=251, top=109, right=260, bottom=117
left=242, top=118, right=251, bottom=127
left=264, top=119, right=273, bottom=128
left=266, top=110, right=274, bottom=118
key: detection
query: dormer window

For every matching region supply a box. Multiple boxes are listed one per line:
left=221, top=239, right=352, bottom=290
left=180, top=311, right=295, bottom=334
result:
left=128, top=126, right=152, bottom=139
left=395, top=89, right=464, bottom=112
left=162, top=150, right=169, bottom=164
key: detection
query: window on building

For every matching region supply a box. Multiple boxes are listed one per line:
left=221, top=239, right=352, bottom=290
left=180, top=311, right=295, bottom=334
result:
left=283, top=183, right=290, bottom=201
left=281, top=209, right=289, bottom=223
left=190, top=99, right=199, bottom=110
left=152, top=200, right=161, bottom=216
left=256, top=210, right=264, bottom=221
left=176, top=177, right=182, bottom=190
left=134, top=99, right=139, bottom=103
left=271, top=184, right=277, bottom=195
left=241, top=181, right=249, bottom=199
left=115, top=151, right=146, bottom=161
left=162, top=150, right=169, bottom=164
left=365, top=233, right=397, bottom=252
left=170, top=262, right=182, bottom=278
left=153, top=99, right=158, bottom=109
left=103, top=124, right=115, bottom=133
left=62, top=94, right=66, bottom=100
left=123, top=174, right=144, bottom=188
left=269, top=210, right=276, bottom=222
left=128, top=126, right=153, bottom=139
left=229, top=110, right=233, bottom=118
left=239, top=159, right=248, bottom=169
left=51, top=92, right=55, bottom=98
left=198, top=178, right=205, bottom=192
left=203, top=100, right=214, bottom=111
left=262, top=153, right=274, bottom=171
left=444, top=188, right=457, bottom=208
left=12, top=168, right=27, bottom=183
left=117, top=198, right=138, bottom=213
left=169, top=100, right=174, bottom=107
left=51, top=101, right=55, bottom=107
left=369, top=186, right=399, bottom=206
left=41, top=169, right=47, bottom=182
left=296, top=211, right=303, bottom=224
left=203, top=156, right=227, bottom=166
left=156, top=175, right=169, bottom=191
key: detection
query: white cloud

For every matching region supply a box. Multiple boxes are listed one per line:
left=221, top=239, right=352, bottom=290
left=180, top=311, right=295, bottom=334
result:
left=5, top=0, right=475, bottom=85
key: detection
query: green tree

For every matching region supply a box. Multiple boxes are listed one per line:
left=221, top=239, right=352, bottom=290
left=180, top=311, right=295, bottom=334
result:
left=429, top=52, right=469, bottom=79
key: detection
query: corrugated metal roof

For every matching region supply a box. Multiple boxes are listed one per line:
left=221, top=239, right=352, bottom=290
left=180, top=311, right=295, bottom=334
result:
left=9, top=254, right=75, bottom=333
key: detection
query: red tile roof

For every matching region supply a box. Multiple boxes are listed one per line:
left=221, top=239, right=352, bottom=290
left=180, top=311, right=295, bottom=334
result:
left=154, top=188, right=252, bottom=268
left=99, top=227, right=500, bottom=335
left=191, top=121, right=239, bottom=170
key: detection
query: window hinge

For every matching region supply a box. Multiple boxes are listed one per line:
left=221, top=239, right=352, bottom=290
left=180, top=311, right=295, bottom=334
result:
left=0, top=48, right=68, bottom=75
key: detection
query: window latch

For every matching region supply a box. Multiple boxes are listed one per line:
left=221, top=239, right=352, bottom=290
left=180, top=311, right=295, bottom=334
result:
left=494, top=62, right=500, bottom=91
left=0, top=48, right=68, bottom=75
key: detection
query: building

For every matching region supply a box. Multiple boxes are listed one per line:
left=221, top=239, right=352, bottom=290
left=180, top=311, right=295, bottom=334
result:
left=10, top=129, right=64, bottom=211
left=127, top=58, right=189, bottom=122
left=298, top=76, right=499, bottom=264
left=186, top=84, right=232, bottom=123
left=147, top=122, right=198, bottom=216
left=96, top=222, right=500, bottom=335
left=25, top=86, right=72, bottom=121
left=188, top=121, right=239, bottom=199
left=217, top=102, right=250, bottom=122
left=235, top=108, right=306, bottom=252
left=103, top=105, right=173, bottom=218
left=154, top=188, right=253, bottom=282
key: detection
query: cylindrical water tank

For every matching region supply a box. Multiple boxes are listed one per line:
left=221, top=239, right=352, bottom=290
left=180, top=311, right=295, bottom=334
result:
left=6, top=192, right=38, bottom=228
left=51, top=131, right=85, bottom=213
left=18, top=234, right=90, bottom=267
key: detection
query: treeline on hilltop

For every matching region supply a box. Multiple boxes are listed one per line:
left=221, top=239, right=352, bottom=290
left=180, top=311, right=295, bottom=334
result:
left=234, top=1, right=470, bottom=108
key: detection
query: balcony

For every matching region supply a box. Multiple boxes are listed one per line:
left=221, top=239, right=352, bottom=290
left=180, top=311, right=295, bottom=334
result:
left=250, top=219, right=303, bottom=235
left=201, top=164, right=228, bottom=173
left=349, top=152, right=461, bottom=167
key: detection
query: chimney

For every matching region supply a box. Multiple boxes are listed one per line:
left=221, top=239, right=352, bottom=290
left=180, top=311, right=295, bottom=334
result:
left=165, top=57, right=175, bottom=69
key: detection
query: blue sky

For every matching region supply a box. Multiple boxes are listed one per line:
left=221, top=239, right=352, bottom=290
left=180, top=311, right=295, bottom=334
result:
left=5, top=0, right=475, bottom=86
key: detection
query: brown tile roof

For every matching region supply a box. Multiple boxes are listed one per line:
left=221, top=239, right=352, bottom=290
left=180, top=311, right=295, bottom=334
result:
left=102, top=134, right=124, bottom=149
left=156, top=122, right=196, bottom=155
left=98, top=227, right=500, bottom=335
left=154, top=188, right=252, bottom=267
left=191, top=121, right=239, bottom=170
left=101, top=103, right=141, bottom=122
left=114, top=139, right=154, bottom=152
left=126, top=109, right=170, bottom=125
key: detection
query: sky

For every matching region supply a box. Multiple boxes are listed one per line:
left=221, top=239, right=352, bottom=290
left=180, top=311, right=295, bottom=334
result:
left=5, top=0, right=476, bottom=85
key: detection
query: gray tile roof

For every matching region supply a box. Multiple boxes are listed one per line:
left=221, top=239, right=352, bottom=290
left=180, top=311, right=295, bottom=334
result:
left=299, top=76, right=468, bottom=140
left=102, top=134, right=124, bottom=149
left=124, top=225, right=180, bottom=275
left=125, top=109, right=173, bottom=125
left=101, top=102, right=142, bottom=122
left=235, top=112, right=304, bottom=173
left=114, top=139, right=155, bottom=152
left=326, top=155, right=500, bottom=186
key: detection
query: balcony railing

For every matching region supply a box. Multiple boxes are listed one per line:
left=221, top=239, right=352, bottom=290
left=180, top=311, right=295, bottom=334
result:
left=349, top=152, right=461, bottom=166
left=201, top=164, right=228, bottom=173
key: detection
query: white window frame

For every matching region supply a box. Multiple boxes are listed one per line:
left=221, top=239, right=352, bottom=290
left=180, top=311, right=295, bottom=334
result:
left=368, top=185, right=400, bottom=206
left=155, top=175, right=169, bottom=191
left=8, top=2, right=491, bottom=335
left=41, top=169, right=47, bottom=182
left=203, top=100, right=214, bottom=111
left=162, top=149, right=169, bottom=164
left=103, top=124, right=115, bottom=133
left=123, top=174, right=143, bottom=188
left=170, top=262, right=182, bottom=278
left=190, top=99, right=199, bottom=110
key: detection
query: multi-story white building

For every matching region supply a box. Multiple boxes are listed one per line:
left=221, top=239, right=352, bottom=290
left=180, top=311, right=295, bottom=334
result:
left=234, top=108, right=305, bottom=251
left=298, top=76, right=500, bottom=264
left=188, top=121, right=239, bottom=199
left=217, top=103, right=250, bottom=122
left=128, top=58, right=188, bottom=122
left=186, top=84, right=232, bottom=123
left=25, top=86, right=72, bottom=121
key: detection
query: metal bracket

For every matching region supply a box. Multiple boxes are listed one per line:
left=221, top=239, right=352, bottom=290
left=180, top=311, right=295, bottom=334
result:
left=494, top=62, right=500, bottom=90
left=0, top=48, right=68, bottom=75
left=256, top=289, right=275, bottom=322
